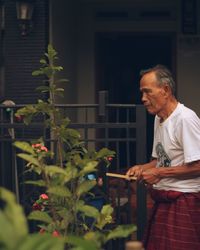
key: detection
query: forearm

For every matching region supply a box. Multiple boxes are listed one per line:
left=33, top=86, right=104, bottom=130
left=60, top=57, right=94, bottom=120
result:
left=157, top=160, right=200, bottom=180
left=126, top=159, right=157, bottom=178
left=140, top=159, right=157, bottom=171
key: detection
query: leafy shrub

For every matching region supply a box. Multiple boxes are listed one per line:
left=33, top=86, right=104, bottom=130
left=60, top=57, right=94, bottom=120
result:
left=12, top=45, right=136, bottom=249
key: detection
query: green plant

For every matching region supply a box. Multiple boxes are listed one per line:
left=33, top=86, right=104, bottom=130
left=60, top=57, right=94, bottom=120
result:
left=0, top=187, right=65, bottom=250
left=13, top=44, right=136, bottom=249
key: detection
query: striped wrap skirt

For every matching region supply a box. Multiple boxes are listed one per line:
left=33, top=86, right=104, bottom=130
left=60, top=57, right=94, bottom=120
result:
left=143, top=188, right=200, bottom=250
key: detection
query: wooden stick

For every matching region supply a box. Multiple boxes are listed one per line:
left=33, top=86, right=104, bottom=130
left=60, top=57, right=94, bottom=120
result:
left=106, top=172, right=137, bottom=181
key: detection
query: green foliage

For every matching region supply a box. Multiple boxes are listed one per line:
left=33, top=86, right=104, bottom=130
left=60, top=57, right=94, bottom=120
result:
left=0, top=188, right=28, bottom=249
left=28, top=211, right=53, bottom=224
left=106, top=225, right=137, bottom=241
left=12, top=44, right=136, bottom=249
left=0, top=188, right=65, bottom=250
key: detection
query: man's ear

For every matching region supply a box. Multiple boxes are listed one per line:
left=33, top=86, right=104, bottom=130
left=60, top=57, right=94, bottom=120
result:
left=163, top=84, right=171, bottom=96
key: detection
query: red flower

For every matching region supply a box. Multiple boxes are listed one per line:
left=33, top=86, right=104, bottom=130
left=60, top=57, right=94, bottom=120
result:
left=52, top=230, right=60, bottom=237
left=107, top=156, right=113, bottom=161
left=40, top=146, right=48, bottom=152
left=15, top=115, right=24, bottom=122
left=32, top=143, right=41, bottom=148
left=32, top=143, right=48, bottom=152
left=32, top=202, right=43, bottom=211
left=40, top=193, right=49, bottom=200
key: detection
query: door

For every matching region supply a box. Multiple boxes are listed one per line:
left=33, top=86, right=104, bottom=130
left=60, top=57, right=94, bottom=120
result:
left=95, top=32, right=176, bottom=160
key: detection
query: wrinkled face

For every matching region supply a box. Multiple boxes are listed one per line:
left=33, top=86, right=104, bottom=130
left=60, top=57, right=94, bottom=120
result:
left=140, top=71, right=168, bottom=115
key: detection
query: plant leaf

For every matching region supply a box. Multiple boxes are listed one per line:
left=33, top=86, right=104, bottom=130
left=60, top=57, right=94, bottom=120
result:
left=96, top=148, right=115, bottom=159
left=79, top=161, right=98, bottom=176
left=66, top=235, right=98, bottom=250
left=45, top=165, right=68, bottom=176
left=55, top=79, right=69, bottom=84
left=47, top=186, right=71, bottom=198
left=17, top=153, right=41, bottom=167
left=48, top=44, right=57, bottom=59
left=16, top=234, right=65, bottom=250
left=0, top=188, right=28, bottom=249
left=106, top=224, right=137, bottom=241
left=13, top=141, right=34, bottom=154
left=84, top=231, right=103, bottom=248
left=39, top=58, right=47, bottom=64
left=32, top=70, right=44, bottom=76
left=55, top=88, right=64, bottom=92
left=25, top=180, right=46, bottom=187
left=101, top=204, right=113, bottom=216
left=77, top=203, right=99, bottom=219
left=28, top=211, right=53, bottom=224
left=76, top=180, right=96, bottom=197
left=95, top=204, right=114, bottom=230
left=36, top=86, right=51, bottom=93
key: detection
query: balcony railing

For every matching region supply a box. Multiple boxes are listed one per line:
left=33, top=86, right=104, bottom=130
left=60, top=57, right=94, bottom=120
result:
left=0, top=92, right=148, bottom=248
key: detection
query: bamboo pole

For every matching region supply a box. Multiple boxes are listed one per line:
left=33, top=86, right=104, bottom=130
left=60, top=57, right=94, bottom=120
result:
left=106, top=172, right=137, bottom=181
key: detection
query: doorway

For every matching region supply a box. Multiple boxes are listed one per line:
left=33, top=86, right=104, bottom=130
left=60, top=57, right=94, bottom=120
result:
left=95, top=32, right=176, bottom=159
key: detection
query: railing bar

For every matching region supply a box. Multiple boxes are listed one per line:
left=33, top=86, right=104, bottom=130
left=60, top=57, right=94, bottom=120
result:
left=0, top=137, right=137, bottom=142
left=126, top=108, right=130, bottom=166
left=116, top=108, right=119, bottom=123
left=115, top=140, right=121, bottom=225
left=83, top=108, right=88, bottom=148
left=0, top=104, right=138, bottom=108
left=0, top=122, right=138, bottom=129
left=0, top=103, right=147, bottom=245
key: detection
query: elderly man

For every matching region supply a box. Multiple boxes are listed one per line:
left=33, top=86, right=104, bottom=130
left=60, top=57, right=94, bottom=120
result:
left=126, top=65, right=200, bottom=250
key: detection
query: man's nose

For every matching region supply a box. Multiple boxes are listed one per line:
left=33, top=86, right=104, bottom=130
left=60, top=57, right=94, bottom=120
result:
left=141, top=92, right=147, bottom=102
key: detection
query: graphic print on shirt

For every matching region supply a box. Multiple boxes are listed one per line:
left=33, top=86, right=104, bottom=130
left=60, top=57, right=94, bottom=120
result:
left=156, top=142, right=171, bottom=167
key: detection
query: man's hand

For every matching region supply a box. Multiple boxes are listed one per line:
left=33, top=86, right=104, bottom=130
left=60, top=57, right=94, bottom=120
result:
left=126, top=165, right=144, bottom=181
left=126, top=163, right=161, bottom=185
left=141, top=168, right=161, bottom=185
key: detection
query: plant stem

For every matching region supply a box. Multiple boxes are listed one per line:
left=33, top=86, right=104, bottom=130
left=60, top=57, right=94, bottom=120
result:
left=49, top=57, right=63, bottom=168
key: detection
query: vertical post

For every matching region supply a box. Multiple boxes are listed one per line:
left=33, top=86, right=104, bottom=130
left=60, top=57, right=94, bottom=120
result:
left=136, top=105, right=147, bottom=240
left=98, top=91, right=109, bottom=195
left=98, top=90, right=108, bottom=117
left=1, top=101, right=20, bottom=203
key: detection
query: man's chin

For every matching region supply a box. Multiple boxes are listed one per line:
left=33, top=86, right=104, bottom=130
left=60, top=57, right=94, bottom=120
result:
left=146, top=107, right=156, bottom=115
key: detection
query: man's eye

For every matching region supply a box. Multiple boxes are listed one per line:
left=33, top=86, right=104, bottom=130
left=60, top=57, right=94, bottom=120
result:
left=141, top=89, right=152, bottom=95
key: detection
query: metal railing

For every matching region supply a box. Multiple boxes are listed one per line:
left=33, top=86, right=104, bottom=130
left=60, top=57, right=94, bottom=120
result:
left=0, top=91, right=147, bottom=248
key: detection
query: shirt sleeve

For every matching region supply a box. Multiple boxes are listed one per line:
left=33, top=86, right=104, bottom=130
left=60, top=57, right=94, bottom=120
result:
left=177, top=112, right=200, bottom=163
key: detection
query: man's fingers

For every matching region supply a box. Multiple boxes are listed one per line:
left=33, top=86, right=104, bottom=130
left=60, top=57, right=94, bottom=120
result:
left=126, top=168, right=135, bottom=176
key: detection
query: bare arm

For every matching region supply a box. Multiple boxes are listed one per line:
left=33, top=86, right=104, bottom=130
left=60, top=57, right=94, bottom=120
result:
left=139, top=158, right=157, bottom=171
left=157, top=160, right=200, bottom=179
left=142, top=160, right=200, bottom=185
left=126, top=158, right=157, bottom=179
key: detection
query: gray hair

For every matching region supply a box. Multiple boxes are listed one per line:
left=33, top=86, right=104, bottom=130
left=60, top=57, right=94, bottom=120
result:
left=140, top=65, right=175, bottom=95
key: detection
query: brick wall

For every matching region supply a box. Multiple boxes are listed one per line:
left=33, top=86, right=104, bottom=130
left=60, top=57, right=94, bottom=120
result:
left=4, top=0, right=49, bottom=104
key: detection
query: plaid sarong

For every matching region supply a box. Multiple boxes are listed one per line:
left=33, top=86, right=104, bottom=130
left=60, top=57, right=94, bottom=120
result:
left=143, top=188, right=200, bottom=250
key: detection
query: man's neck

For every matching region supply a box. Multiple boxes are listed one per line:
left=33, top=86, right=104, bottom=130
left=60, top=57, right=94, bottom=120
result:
left=158, top=98, right=178, bottom=123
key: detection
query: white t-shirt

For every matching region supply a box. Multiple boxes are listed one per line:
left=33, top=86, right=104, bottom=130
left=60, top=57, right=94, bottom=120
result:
left=152, top=103, right=200, bottom=192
